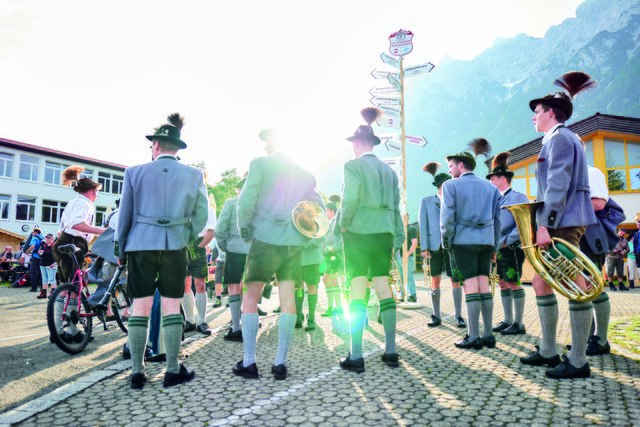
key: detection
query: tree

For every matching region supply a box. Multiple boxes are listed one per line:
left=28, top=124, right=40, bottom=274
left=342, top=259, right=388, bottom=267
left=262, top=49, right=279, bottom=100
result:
left=607, top=170, right=626, bottom=192
left=209, top=169, right=243, bottom=216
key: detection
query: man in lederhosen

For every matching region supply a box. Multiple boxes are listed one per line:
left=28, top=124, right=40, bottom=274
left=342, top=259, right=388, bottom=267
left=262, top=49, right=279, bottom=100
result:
left=419, top=162, right=465, bottom=328
left=118, top=113, right=208, bottom=389
left=486, top=152, right=529, bottom=335
left=234, top=128, right=323, bottom=380
left=441, top=139, right=501, bottom=350
left=520, top=72, right=597, bottom=379
left=338, top=108, right=404, bottom=372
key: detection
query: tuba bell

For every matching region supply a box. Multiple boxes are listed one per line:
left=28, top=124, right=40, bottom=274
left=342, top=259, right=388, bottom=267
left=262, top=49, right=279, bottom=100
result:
left=505, top=202, right=604, bottom=302
left=390, top=257, right=405, bottom=301
left=292, top=201, right=330, bottom=239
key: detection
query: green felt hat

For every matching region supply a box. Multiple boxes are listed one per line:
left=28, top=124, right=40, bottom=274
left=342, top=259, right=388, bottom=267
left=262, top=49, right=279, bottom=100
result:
left=146, top=113, right=187, bottom=149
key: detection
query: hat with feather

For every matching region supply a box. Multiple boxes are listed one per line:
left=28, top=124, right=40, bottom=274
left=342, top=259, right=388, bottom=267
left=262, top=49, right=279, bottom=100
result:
left=529, top=71, right=596, bottom=120
left=422, top=161, right=451, bottom=188
left=446, top=138, right=492, bottom=171
left=346, top=107, right=382, bottom=145
left=486, top=152, right=514, bottom=179
left=146, top=113, right=187, bottom=149
left=62, top=165, right=102, bottom=193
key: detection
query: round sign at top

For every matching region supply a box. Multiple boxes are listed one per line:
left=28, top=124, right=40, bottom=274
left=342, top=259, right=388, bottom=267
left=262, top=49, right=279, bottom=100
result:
left=388, top=29, right=414, bottom=57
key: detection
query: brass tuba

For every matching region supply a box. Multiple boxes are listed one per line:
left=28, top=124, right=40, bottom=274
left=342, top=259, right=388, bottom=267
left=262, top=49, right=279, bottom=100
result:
left=489, top=261, right=499, bottom=296
left=505, top=202, right=604, bottom=302
left=292, top=201, right=330, bottom=239
left=390, top=258, right=405, bottom=301
left=423, top=255, right=432, bottom=290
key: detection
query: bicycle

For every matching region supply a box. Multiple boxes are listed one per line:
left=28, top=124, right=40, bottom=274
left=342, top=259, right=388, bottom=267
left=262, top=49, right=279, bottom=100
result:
left=46, top=244, right=131, bottom=354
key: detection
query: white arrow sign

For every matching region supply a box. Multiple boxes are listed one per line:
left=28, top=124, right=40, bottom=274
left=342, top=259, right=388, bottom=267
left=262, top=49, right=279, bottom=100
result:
left=380, top=52, right=400, bottom=68
left=369, top=85, right=399, bottom=96
left=370, top=95, right=400, bottom=106
left=371, top=69, right=399, bottom=80
left=388, top=74, right=401, bottom=91
left=406, top=135, right=429, bottom=147
left=376, top=115, right=401, bottom=129
left=384, top=139, right=401, bottom=152
left=379, top=104, right=400, bottom=117
left=404, top=62, right=435, bottom=77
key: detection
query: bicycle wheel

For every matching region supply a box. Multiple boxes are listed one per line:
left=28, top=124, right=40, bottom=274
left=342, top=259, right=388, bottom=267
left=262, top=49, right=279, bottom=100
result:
left=47, top=283, right=94, bottom=354
left=110, top=282, right=131, bottom=334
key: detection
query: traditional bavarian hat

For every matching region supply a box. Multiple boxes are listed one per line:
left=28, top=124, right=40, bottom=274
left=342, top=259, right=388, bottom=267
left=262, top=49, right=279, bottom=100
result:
left=446, top=138, right=492, bottom=171
left=422, top=162, right=451, bottom=188
left=62, top=165, right=102, bottom=193
left=529, top=71, right=596, bottom=121
left=146, top=113, right=187, bottom=149
left=486, top=152, right=514, bottom=179
left=346, top=107, right=382, bottom=145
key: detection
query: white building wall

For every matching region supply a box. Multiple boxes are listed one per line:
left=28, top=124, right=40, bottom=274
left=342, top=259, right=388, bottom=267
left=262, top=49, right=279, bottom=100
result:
left=0, top=145, right=123, bottom=238
left=614, top=193, right=639, bottom=223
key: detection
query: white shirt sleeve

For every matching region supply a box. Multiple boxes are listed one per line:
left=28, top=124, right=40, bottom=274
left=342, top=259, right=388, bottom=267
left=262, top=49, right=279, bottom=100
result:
left=198, top=205, right=217, bottom=237
left=588, top=166, right=609, bottom=202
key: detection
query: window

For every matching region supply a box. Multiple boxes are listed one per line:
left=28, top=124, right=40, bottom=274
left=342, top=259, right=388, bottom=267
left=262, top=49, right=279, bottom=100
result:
left=95, top=206, right=107, bottom=227
left=604, top=137, right=640, bottom=192
left=0, top=195, right=9, bottom=220
left=16, top=196, right=36, bottom=221
left=583, top=139, right=594, bottom=167
left=511, top=161, right=537, bottom=200
left=19, top=155, right=39, bottom=181
left=44, top=162, right=66, bottom=185
left=81, top=169, right=93, bottom=179
left=0, top=152, right=13, bottom=178
left=98, top=172, right=124, bottom=195
left=42, top=200, right=66, bottom=223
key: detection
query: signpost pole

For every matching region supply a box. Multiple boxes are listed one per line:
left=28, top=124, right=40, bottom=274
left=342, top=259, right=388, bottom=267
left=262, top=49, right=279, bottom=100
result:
left=399, top=55, right=408, bottom=298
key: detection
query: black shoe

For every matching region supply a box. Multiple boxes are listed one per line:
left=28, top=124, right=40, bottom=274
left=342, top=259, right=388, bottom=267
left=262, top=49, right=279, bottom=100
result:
left=122, top=344, right=155, bottom=360
left=454, top=335, right=483, bottom=350
left=407, top=295, right=417, bottom=303
left=381, top=353, right=399, bottom=367
left=130, top=373, right=146, bottom=390
left=586, top=336, right=611, bottom=356
left=339, top=354, right=365, bottom=373
left=482, top=335, right=496, bottom=348
left=36, top=290, right=47, bottom=299
left=184, top=321, right=196, bottom=333
left=29, top=288, right=38, bottom=292
left=271, top=364, right=287, bottom=380
left=196, top=323, right=212, bottom=336
left=163, top=364, right=196, bottom=387
left=295, top=317, right=303, bottom=329
left=520, top=345, right=561, bottom=367
left=146, top=353, right=167, bottom=363
left=320, top=307, right=333, bottom=317
left=501, top=323, right=526, bottom=335
left=304, top=321, right=316, bottom=331
left=630, top=283, right=635, bottom=289
left=224, top=328, right=243, bottom=342
left=545, top=355, right=590, bottom=379
left=232, top=360, right=259, bottom=379
left=257, top=306, right=267, bottom=316
left=609, top=284, right=618, bottom=291
left=70, top=331, right=85, bottom=344
left=427, top=315, right=441, bottom=327
left=619, top=284, right=630, bottom=291
left=456, top=317, right=466, bottom=328
left=273, top=306, right=281, bottom=314
left=492, top=321, right=511, bottom=332
left=212, top=298, right=222, bottom=308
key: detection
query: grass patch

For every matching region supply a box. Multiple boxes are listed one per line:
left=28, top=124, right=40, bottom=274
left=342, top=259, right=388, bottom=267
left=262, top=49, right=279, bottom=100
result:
left=609, top=316, right=640, bottom=355
left=0, top=281, right=11, bottom=288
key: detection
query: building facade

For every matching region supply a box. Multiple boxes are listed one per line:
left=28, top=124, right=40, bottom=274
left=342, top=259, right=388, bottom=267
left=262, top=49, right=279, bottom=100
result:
left=0, top=137, right=126, bottom=240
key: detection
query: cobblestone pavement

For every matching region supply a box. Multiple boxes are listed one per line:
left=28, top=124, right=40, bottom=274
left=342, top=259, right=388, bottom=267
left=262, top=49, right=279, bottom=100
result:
left=1, top=281, right=639, bottom=426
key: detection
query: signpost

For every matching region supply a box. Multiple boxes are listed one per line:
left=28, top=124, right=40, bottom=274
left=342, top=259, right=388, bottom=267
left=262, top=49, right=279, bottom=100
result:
left=372, top=29, right=435, bottom=305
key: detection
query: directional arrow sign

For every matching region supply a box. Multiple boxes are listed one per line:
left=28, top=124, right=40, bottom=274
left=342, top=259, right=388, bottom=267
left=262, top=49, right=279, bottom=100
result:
left=371, top=69, right=399, bottom=80
left=379, top=104, right=400, bottom=117
left=404, top=62, right=435, bottom=77
left=384, top=139, right=401, bottom=152
left=380, top=52, right=400, bottom=68
left=388, top=74, right=401, bottom=91
left=370, top=95, right=400, bottom=107
left=376, top=115, right=401, bottom=129
left=406, top=135, right=429, bottom=147
left=369, top=86, right=399, bottom=96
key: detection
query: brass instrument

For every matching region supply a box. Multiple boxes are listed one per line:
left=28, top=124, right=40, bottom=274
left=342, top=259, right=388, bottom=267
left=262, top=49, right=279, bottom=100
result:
left=489, top=261, right=499, bottom=296
left=423, top=255, right=432, bottom=289
left=292, top=201, right=330, bottom=239
left=505, top=202, right=604, bottom=302
left=390, top=258, right=405, bottom=301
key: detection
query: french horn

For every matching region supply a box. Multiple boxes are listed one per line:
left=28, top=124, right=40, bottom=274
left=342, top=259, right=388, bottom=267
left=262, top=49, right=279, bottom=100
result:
left=292, top=201, right=330, bottom=239
left=505, top=202, right=604, bottom=302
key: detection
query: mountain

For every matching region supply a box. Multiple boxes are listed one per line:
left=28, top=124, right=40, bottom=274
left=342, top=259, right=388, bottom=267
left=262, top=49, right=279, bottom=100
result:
left=397, top=0, right=640, bottom=218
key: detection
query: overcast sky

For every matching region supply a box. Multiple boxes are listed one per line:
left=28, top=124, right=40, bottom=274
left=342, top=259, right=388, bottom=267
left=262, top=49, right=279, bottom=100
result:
left=1, top=0, right=585, bottom=192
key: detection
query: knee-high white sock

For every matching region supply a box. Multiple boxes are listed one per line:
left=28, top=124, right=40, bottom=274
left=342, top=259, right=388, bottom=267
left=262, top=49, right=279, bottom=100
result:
left=241, top=313, right=260, bottom=367
left=568, top=301, right=593, bottom=368
left=274, top=313, right=297, bottom=366
left=195, top=292, right=207, bottom=324
left=537, top=294, right=559, bottom=358
left=181, top=291, right=196, bottom=324
left=452, top=287, right=463, bottom=318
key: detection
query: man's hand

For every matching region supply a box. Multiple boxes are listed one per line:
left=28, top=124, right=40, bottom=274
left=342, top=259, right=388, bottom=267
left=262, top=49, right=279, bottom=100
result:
left=491, top=253, right=497, bottom=263
left=117, top=258, right=126, bottom=266
left=422, top=250, right=431, bottom=259
left=536, top=225, right=552, bottom=248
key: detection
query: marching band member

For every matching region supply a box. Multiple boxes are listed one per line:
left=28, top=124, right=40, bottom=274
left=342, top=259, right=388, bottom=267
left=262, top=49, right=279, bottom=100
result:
left=486, top=152, right=529, bottom=335
left=235, top=128, right=323, bottom=380
left=441, top=139, right=501, bottom=350
left=118, top=113, right=208, bottom=389
left=520, top=71, right=597, bottom=378
left=214, top=179, right=251, bottom=342
left=419, top=162, right=465, bottom=328
left=339, top=108, right=404, bottom=372
left=321, top=202, right=344, bottom=318
left=296, top=235, right=323, bottom=331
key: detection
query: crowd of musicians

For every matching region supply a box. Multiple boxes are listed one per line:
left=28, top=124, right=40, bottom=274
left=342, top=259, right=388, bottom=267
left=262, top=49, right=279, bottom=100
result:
left=51, top=71, right=630, bottom=388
